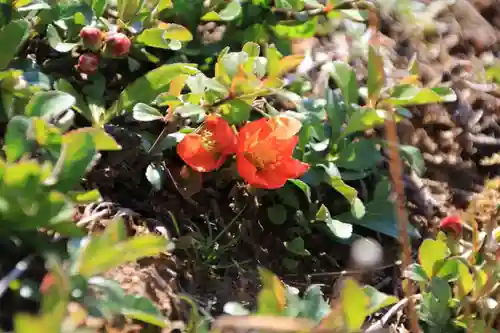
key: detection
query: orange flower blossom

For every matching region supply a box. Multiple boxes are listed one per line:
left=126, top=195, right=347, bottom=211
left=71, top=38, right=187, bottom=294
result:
left=236, top=115, right=309, bottom=189
left=177, top=115, right=237, bottom=172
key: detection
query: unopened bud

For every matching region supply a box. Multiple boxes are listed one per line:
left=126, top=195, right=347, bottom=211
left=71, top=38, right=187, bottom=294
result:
left=79, top=26, right=103, bottom=51
left=76, top=53, right=99, bottom=74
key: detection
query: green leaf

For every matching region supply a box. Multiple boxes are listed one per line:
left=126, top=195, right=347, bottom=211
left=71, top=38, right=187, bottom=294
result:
left=174, top=103, right=206, bottom=118
left=219, top=99, right=251, bottom=124
left=342, top=278, right=368, bottom=330
left=336, top=139, right=382, bottom=171
left=399, top=144, right=425, bottom=175
left=403, top=263, right=429, bottom=283
left=54, top=79, right=95, bottom=124
left=77, top=232, right=171, bottom=277
left=46, top=24, right=78, bottom=53
left=363, top=285, right=398, bottom=316
left=63, top=127, right=121, bottom=151
left=109, top=64, right=199, bottom=116
left=350, top=197, right=365, bottom=219
left=367, top=45, right=385, bottom=104
left=435, top=258, right=460, bottom=281
left=315, top=204, right=353, bottom=239
left=145, top=163, right=164, bottom=191
left=418, top=239, right=449, bottom=278
left=25, top=91, right=76, bottom=119
left=328, top=61, right=359, bottom=107
left=284, top=236, right=310, bottom=256
left=387, top=85, right=456, bottom=106
left=50, top=132, right=96, bottom=192
left=342, top=107, right=386, bottom=137
left=132, top=103, right=164, bottom=122
left=117, top=0, right=142, bottom=22
left=300, top=285, right=331, bottom=322
left=267, top=204, right=287, bottom=225
left=242, top=41, right=260, bottom=57
left=272, top=17, right=318, bottom=39
left=4, top=116, right=33, bottom=163
left=256, top=268, right=286, bottom=315
left=201, top=1, right=242, bottom=21
left=457, top=261, right=473, bottom=295
left=0, top=19, right=30, bottom=70
left=68, top=189, right=101, bottom=204
left=136, top=25, right=193, bottom=49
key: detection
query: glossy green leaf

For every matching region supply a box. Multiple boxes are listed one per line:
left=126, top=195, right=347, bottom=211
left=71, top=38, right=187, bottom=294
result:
left=132, top=103, right=164, bottom=122
left=342, top=278, right=368, bottom=330
left=284, top=237, right=310, bottom=256
left=316, top=204, right=353, bottom=239
left=77, top=233, right=171, bottom=277
left=46, top=24, right=77, bottom=53
left=136, top=25, right=193, bottom=49
left=25, top=91, right=76, bottom=119
left=174, top=103, right=206, bottom=118
left=267, top=204, right=287, bottom=225
left=256, top=268, right=286, bottom=315
left=54, top=79, right=95, bottom=124
left=117, top=0, right=142, bottom=22
left=109, top=64, right=199, bottom=116
left=201, top=1, right=242, bottom=21
left=457, top=261, right=473, bottom=295
left=387, top=85, right=456, bottom=106
left=399, top=144, right=425, bottom=175
left=0, top=19, right=30, bottom=70
left=63, top=127, right=121, bottom=151
left=328, top=61, right=359, bottom=107
left=219, top=99, right=251, bottom=124
left=4, top=116, right=33, bottom=162
left=336, top=139, right=382, bottom=171
left=363, top=285, right=398, bottom=316
left=342, top=107, right=386, bottom=137
left=403, top=263, right=429, bottom=283
left=272, top=17, right=318, bottom=39
left=145, top=163, right=164, bottom=191
left=418, top=239, right=449, bottom=278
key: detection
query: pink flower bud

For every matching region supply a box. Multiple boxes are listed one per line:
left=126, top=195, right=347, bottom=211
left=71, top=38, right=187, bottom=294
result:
left=79, top=26, right=103, bottom=51
left=103, top=32, right=131, bottom=58
left=439, top=215, right=462, bottom=238
left=76, top=53, right=99, bottom=74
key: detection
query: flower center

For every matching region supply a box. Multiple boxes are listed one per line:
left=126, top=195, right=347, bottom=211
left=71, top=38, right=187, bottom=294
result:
left=244, top=140, right=280, bottom=171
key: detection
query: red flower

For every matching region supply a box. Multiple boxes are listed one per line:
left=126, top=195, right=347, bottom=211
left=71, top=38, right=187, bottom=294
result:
left=177, top=115, right=237, bottom=172
left=236, top=116, right=309, bottom=189
left=439, top=215, right=462, bottom=238
left=103, top=32, right=131, bottom=58
left=76, top=53, right=99, bottom=74
left=79, top=26, right=103, bottom=51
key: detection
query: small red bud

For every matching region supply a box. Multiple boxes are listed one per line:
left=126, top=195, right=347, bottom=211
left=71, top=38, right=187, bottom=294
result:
left=103, top=32, right=131, bottom=58
left=79, top=26, right=103, bottom=51
left=39, top=273, right=55, bottom=294
left=439, top=215, right=462, bottom=238
left=76, top=53, right=99, bottom=74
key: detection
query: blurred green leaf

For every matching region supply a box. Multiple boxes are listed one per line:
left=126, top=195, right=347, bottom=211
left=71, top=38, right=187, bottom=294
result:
left=46, top=24, right=77, bottom=53
left=201, top=1, right=242, bottom=21
left=363, top=285, right=398, bottom=316
left=257, top=268, right=286, bottom=315
left=342, top=278, right=368, bottom=330
left=267, top=204, right=287, bottom=225
left=315, top=204, right=353, bottom=239
left=284, top=236, right=310, bottom=256
left=25, top=91, right=76, bottom=119
left=63, top=127, right=121, bottom=151
left=300, top=285, right=331, bottom=322
left=387, top=85, right=456, bottom=106
left=136, top=25, right=193, bottom=49
left=418, top=239, right=449, bottom=278
left=342, top=107, right=386, bottom=137
left=272, top=17, right=318, bottom=39
left=4, top=116, right=33, bottom=162
left=0, top=19, right=29, bottom=70
left=328, top=61, right=359, bottom=107
left=145, top=162, right=164, bottom=191
left=76, top=222, right=171, bottom=277
left=336, top=139, right=382, bottom=171
left=109, top=64, right=199, bottom=116
left=132, top=103, right=164, bottom=122
left=404, top=263, right=429, bottom=283
left=117, top=0, right=142, bottom=22
left=219, top=99, right=251, bottom=124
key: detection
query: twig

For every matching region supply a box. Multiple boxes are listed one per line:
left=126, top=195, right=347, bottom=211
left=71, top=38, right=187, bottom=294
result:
left=383, top=111, right=421, bottom=333
left=365, top=294, right=422, bottom=332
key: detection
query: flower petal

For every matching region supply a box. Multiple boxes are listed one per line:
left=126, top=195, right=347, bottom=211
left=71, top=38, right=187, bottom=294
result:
left=238, top=117, right=272, bottom=153
left=177, top=134, right=226, bottom=172
left=273, top=157, right=310, bottom=180
left=269, top=115, right=302, bottom=140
